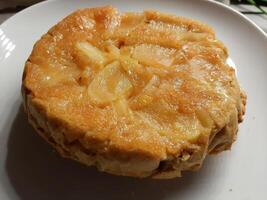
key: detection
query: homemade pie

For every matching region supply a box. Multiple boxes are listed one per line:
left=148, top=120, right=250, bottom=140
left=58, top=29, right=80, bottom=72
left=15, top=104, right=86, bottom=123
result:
left=22, top=6, right=246, bottom=178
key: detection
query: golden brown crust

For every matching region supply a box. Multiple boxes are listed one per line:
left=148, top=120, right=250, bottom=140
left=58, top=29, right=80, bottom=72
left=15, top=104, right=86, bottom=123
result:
left=22, top=6, right=246, bottom=178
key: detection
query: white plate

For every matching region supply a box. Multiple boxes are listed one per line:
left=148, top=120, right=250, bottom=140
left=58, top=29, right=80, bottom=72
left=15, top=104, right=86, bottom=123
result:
left=0, top=0, right=266, bottom=199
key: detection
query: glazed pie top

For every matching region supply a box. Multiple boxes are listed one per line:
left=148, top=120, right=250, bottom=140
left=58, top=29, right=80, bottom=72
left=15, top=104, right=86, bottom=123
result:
left=23, top=6, right=243, bottom=164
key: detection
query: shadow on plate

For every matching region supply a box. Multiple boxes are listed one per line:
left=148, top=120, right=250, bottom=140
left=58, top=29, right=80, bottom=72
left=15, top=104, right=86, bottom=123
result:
left=5, top=105, right=219, bottom=200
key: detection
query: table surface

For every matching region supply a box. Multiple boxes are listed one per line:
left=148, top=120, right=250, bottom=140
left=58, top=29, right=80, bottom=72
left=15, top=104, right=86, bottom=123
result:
left=231, top=4, right=267, bottom=33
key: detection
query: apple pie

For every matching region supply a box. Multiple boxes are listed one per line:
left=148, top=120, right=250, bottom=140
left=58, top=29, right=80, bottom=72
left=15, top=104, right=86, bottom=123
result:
left=22, top=6, right=246, bottom=178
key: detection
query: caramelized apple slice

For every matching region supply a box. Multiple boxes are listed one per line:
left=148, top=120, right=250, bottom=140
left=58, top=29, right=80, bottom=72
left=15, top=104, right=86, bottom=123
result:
left=75, top=42, right=106, bottom=68
left=105, top=44, right=121, bottom=64
left=174, top=115, right=202, bottom=142
left=106, top=42, right=120, bottom=56
left=120, top=55, right=148, bottom=77
left=129, top=75, right=160, bottom=109
left=88, top=61, right=133, bottom=105
left=131, top=44, right=176, bottom=68
left=79, top=67, right=93, bottom=86
left=113, top=98, right=133, bottom=118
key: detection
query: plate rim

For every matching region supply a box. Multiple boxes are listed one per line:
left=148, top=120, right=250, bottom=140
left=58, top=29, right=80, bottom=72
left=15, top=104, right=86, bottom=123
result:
left=0, top=0, right=266, bottom=39
left=205, top=0, right=267, bottom=38
left=0, top=0, right=266, bottom=199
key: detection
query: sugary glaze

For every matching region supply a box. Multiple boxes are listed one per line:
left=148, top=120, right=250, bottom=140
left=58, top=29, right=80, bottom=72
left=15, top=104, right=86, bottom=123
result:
left=22, top=6, right=246, bottom=178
